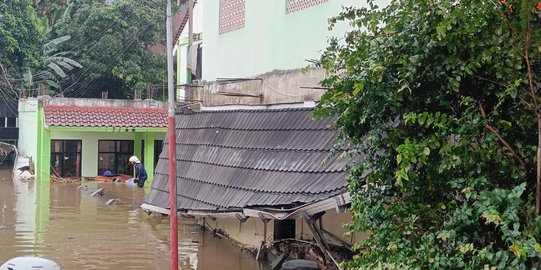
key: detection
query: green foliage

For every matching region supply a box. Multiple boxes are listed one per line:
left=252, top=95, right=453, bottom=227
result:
left=1, top=0, right=167, bottom=99
left=0, top=0, right=43, bottom=74
left=317, top=0, right=541, bottom=268
left=54, top=0, right=167, bottom=98
left=0, top=1, right=83, bottom=96
left=23, top=35, right=84, bottom=91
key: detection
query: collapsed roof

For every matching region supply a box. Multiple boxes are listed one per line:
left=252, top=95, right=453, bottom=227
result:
left=142, top=107, right=351, bottom=219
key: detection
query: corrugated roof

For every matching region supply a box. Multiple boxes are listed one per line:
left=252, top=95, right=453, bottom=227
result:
left=145, top=107, right=349, bottom=213
left=44, top=105, right=167, bottom=128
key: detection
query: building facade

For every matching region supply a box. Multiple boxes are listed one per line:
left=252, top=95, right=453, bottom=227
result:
left=174, top=0, right=389, bottom=106
left=18, top=97, right=167, bottom=183
left=160, top=0, right=390, bottom=263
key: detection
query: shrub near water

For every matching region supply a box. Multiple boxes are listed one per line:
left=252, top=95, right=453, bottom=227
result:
left=316, top=0, right=541, bottom=269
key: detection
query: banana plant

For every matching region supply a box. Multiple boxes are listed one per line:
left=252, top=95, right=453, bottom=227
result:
left=22, top=35, right=82, bottom=92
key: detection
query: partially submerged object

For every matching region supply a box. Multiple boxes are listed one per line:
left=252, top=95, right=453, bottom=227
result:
left=281, top=259, right=319, bottom=270
left=12, top=156, right=35, bottom=181
left=0, top=256, right=62, bottom=270
left=90, top=188, right=105, bottom=197
left=0, top=142, right=17, bottom=165
left=105, top=198, right=119, bottom=206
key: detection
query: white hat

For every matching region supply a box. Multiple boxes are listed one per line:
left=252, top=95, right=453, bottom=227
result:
left=129, top=156, right=140, bottom=163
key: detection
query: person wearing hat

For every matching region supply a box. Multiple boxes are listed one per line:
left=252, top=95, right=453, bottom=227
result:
left=129, top=156, right=147, bottom=188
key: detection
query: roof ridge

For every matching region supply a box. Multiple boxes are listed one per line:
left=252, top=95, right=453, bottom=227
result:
left=44, top=105, right=167, bottom=112
left=177, top=107, right=315, bottom=114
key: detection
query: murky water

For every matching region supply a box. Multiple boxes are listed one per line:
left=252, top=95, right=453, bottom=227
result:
left=0, top=167, right=267, bottom=269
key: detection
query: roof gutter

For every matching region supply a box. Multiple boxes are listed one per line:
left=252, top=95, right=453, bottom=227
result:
left=141, top=192, right=351, bottom=220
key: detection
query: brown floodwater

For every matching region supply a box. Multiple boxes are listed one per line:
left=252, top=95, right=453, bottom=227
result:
left=0, top=167, right=268, bottom=270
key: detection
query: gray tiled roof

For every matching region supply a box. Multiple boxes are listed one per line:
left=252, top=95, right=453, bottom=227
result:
left=144, top=107, right=349, bottom=212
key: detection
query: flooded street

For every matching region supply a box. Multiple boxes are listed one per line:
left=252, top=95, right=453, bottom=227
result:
left=0, top=167, right=266, bottom=270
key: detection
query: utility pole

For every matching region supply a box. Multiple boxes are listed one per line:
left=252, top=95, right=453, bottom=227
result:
left=165, top=0, right=178, bottom=269
left=188, top=0, right=193, bottom=47
left=186, top=0, right=194, bottom=84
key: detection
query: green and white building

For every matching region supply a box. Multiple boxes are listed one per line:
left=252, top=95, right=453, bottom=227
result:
left=174, top=0, right=386, bottom=104
left=18, top=96, right=167, bottom=183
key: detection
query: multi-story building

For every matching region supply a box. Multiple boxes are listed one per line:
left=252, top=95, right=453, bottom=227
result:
left=145, top=1, right=388, bottom=266
left=174, top=0, right=381, bottom=105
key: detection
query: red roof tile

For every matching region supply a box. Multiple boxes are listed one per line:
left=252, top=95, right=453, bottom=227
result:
left=44, top=105, right=167, bottom=128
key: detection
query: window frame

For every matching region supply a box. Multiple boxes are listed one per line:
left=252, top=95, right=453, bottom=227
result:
left=51, top=140, right=82, bottom=178
left=97, top=140, right=134, bottom=175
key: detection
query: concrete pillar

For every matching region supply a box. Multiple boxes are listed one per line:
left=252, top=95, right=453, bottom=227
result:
left=36, top=108, right=51, bottom=182
left=143, top=132, right=155, bottom=184
left=134, top=132, right=142, bottom=161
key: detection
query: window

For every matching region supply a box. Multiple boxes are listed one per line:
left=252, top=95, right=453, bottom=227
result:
left=219, top=0, right=245, bottom=34
left=286, top=0, right=328, bottom=14
left=141, top=140, right=165, bottom=169
left=98, top=140, right=134, bottom=175
left=6, top=117, right=17, bottom=127
left=51, top=140, right=82, bottom=178
left=154, top=140, right=164, bottom=168
left=274, top=220, right=296, bottom=240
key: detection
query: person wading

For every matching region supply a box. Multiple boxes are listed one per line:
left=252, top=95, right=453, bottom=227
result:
left=129, top=156, right=147, bottom=188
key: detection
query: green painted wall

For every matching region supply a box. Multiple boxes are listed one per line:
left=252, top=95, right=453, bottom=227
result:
left=50, top=130, right=165, bottom=178
left=143, top=132, right=155, bottom=185
left=202, top=0, right=371, bottom=81
left=134, top=132, right=143, bottom=162
left=37, top=108, right=51, bottom=182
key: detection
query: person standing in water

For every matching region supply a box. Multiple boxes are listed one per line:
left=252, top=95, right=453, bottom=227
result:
left=129, top=156, right=147, bottom=188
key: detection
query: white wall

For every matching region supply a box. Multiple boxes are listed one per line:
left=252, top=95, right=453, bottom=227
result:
left=18, top=98, right=38, bottom=159
left=202, top=0, right=388, bottom=81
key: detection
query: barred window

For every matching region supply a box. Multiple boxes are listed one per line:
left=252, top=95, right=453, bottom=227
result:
left=219, top=0, right=245, bottom=34
left=286, top=0, right=328, bottom=14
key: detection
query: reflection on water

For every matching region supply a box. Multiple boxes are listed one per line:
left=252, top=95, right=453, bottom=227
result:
left=0, top=168, right=266, bottom=270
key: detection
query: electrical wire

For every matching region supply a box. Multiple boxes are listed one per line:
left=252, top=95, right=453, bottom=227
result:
left=57, top=1, right=165, bottom=97
left=64, top=23, right=154, bottom=97
left=55, top=1, right=142, bottom=95
left=260, top=77, right=321, bottom=97
left=2, top=0, right=164, bottom=98
left=0, top=2, right=136, bottom=94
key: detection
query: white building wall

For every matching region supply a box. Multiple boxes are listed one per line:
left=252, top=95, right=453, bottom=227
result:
left=201, top=0, right=389, bottom=81
left=18, top=98, right=39, bottom=159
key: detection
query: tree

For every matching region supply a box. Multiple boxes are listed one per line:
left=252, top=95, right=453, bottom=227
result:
left=0, top=0, right=82, bottom=97
left=316, top=0, right=541, bottom=268
left=22, top=35, right=83, bottom=92
left=0, top=0, right=43, bottom=96
left=53, top=0, right=167, bottom=99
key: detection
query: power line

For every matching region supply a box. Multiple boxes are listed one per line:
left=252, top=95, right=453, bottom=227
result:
left=65, top=24, right=155, bottom=98
left=56, top=0, right=165, bottom=97
left=1, top=0, right=163, bottom=97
